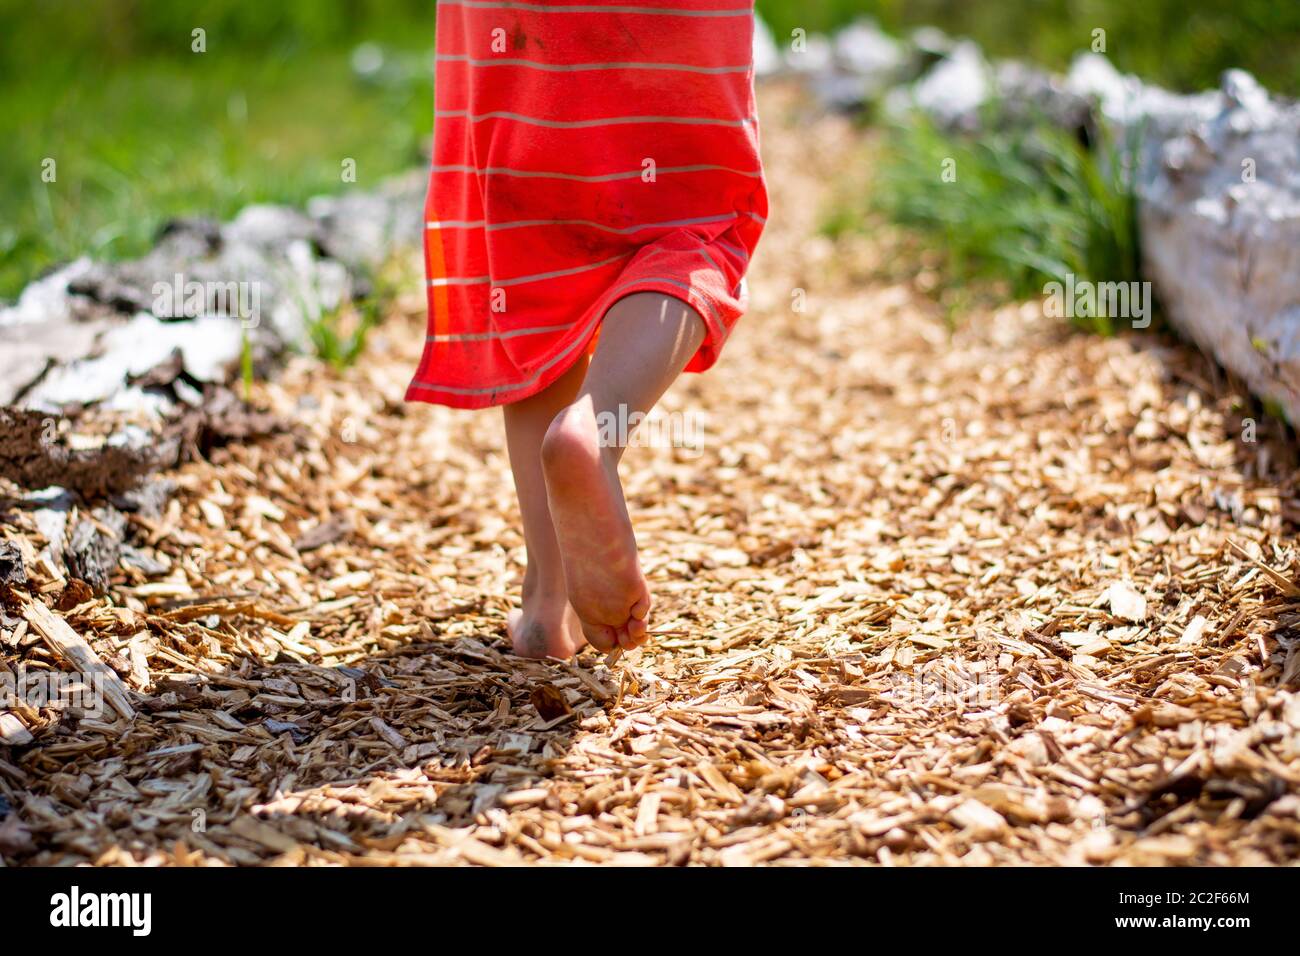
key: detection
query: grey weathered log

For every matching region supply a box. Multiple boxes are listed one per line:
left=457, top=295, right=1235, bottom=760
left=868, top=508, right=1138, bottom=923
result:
left=307, top=170, right=426, bottom=271
left=19, top=312, right=245, bottom=411
left=872, top=39, right=1300, bottom=426
left=776, top=19, right=909, bottom=112
left=884, top=40, right=991, bottom=131
left=1136, top=71, right=1300, bottom=422
left=0, top=259, right=118, bottom=406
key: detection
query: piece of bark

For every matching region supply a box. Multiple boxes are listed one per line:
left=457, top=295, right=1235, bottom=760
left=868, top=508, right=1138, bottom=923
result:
left=1282, top=644, right=1300, bottom=689
left=0, top=813, right=35, bottom=856
left=19, top=594, right=136, bottom=720
left=530, top=683, right=572, bottom=722
left=1024, top=629, right=1073, bottom=660
left=293, top=513, right=351, bottom=553
left=64, top=509, right=126, bottom=595
left=55, top=579, right=95, bottom=612
left=119, top=545, right=171, bottom=577
left=111, top=478, right=177, bottom=519
left=0, top=541, right=26, bottom=589
left=369, top=717, right=407, bottom=750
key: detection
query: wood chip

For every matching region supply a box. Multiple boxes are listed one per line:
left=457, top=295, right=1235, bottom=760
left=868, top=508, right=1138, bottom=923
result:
left=0, top=713, right=33, bottom=747
left=1104, top=581, right=1147, bottom=622
left=19, top=594, right=135, bottom=720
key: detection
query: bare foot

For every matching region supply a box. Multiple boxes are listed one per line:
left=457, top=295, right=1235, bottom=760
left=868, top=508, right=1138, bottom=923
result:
left=507, top=599, right=586, bottom=659
left=541, top=397, right=651, bottom=651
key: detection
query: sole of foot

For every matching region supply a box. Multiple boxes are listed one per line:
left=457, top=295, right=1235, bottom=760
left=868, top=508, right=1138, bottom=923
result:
left=541, top=398, right=650, bottom=651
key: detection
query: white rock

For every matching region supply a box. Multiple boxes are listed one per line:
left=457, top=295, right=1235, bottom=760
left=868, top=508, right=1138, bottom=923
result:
left=22, top=312, right=244, bottom=410
left=752, top=15, right=783, bottom=77
left=1066, top=52, right=1219, bottom=139
left=906, top=41, right=991, bottom=130
left=224, top=204, right=318, bottom=248
left=833, top=19, right=904, bottom=79
left=0, top=258, right=95, bottom=328
left=1065, top=53, right=1132, bottom=118
left=910, top=26, right=955, bottom=59
left=784, top=33, right=834, bottom=75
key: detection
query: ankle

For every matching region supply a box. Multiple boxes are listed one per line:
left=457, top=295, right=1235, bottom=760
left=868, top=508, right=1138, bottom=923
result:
left=521, top=569, right=567, bottom=606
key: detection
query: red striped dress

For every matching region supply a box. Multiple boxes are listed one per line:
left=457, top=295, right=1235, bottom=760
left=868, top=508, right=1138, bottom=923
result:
left=406, top=0, right=767, bottom=409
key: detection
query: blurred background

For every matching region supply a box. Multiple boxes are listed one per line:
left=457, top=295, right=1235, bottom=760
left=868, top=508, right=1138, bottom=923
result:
left=1, top=0, right=1297, bottom=302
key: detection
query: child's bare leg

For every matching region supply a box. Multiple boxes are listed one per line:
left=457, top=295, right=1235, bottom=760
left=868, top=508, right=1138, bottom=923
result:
left=541, top=293, right=706, bottom=652
left=503, top=356, right=588, bottom=658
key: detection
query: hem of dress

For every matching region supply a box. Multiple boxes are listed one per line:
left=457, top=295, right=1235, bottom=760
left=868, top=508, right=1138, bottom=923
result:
left=404, top=278, right=727, bottom=409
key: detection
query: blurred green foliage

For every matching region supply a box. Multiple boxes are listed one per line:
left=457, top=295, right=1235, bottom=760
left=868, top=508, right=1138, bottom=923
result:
left=0, top=0, right=433, bottom=74
left=0, top=0, right=434, bottom=299
left=0, top=0, right=1294, bottom=302
left=757, top=0, right=1300, bottom=94
left=873, top=113, right=1143, bottom=336
left=3, top=0, right=1287, bottom=92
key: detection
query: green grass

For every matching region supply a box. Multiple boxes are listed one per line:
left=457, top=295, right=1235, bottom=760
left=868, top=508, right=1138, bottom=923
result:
left=867, top=111, right=1143, bottom=335
left=0, top=0, right=436, bottom=72
left=0, top=47, right=431, bottom=301
left=307, top=296, right=384, bottom=372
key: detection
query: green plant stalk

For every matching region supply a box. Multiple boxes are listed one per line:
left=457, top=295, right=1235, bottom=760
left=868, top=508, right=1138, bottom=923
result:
left=241, top=326, right=255, bottom=402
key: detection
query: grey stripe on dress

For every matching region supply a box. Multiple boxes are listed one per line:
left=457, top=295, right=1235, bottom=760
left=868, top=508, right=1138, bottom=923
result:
left=429, top=162, right=762, bottom=182
left=427, top=323, right=572, bottom=343
left=435, top=109, right=756, bottom=129
left=436, top=54, right=750, bottom=74
left=426, top=212, right=740, bottom=235
left=439, top=1, right=752, bottom=17
left=428, top=252, right=629, bottom=288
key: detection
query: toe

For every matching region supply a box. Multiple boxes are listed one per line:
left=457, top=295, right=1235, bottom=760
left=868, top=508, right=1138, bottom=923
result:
left=582, top=621, right=619, bottom=653
left=616, top=625, right=638, bottom=650
left=630, top=594, right=650, bottom=621
left=626, top=615, right=648, bottom=643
